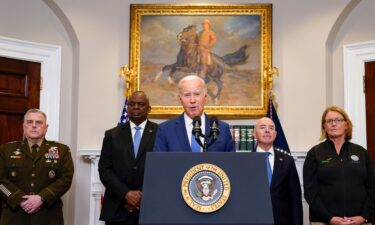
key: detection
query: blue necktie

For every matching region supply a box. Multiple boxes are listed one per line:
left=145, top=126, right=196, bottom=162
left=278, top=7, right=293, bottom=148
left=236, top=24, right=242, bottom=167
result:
left=133, top=126, right=141, bottom=157
left=191, top=132, right=201, bottom=152
left=265, top=152, right=272, bottom=186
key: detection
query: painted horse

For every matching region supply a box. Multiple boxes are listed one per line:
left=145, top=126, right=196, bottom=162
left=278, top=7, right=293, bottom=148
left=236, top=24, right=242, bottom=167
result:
left=154, top=24, right=249, bottom=103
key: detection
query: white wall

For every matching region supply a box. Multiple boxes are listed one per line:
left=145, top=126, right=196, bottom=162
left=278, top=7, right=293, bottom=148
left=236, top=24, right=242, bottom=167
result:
left=0, top=0, right=76, bottom=223
left=2, top=0, right=375, bottom=224
left=333, top=0, right=375, bottom=106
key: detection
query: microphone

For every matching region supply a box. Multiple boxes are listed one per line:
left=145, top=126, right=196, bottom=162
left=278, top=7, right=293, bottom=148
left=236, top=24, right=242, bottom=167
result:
left=192, top=116, right=202, bottom=139
left=210, top=117, right=220, bottom=140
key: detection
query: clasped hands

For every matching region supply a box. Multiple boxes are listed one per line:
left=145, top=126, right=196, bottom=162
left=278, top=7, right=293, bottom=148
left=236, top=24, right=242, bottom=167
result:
left=330, top=216, right=366, bottom=225
left=124, top=190, right=142, bottom=212
left=20, top=195, right=43, bottom=214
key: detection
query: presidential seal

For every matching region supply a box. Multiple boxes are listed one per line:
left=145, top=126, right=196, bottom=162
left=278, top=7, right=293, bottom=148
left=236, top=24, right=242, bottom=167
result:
left=181, top=163, right=230, bottom=213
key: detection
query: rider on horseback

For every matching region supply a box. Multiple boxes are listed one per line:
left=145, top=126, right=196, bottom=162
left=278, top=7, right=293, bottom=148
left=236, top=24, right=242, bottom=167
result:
left=198, top=19, right=217, bottom=78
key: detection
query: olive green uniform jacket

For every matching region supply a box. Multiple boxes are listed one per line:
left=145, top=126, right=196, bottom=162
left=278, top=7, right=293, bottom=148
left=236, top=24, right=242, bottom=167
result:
left=0, top=139, right=74, bottom=225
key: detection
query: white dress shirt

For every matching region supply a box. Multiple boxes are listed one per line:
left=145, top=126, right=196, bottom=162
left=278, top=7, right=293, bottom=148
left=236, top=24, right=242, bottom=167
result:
left=130, top=120, right=147, bottom=140
left=256, top=146, right=275, bottom=172
left=183, top=113, right=205, bottom=152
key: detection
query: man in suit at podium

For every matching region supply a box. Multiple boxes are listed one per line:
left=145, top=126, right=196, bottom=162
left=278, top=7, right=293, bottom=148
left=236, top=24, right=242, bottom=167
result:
left=253, top=117, right=303, bottom=225
left=154, top=75, right=234, bottom=152
left=98, top=91, right=158, bottom=225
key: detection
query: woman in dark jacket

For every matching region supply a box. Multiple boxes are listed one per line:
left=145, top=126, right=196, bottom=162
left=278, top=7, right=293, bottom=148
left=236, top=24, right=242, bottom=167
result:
left=304, top=106, right=375, bottom=225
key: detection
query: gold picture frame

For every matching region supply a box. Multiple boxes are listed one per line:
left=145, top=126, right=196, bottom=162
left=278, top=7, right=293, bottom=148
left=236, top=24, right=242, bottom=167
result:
left=129, top=4, right=273, bottom=118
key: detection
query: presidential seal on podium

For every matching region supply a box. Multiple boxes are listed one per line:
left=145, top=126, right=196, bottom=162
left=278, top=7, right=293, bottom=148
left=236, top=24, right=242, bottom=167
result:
left=181, top=163, right=231, bottom=213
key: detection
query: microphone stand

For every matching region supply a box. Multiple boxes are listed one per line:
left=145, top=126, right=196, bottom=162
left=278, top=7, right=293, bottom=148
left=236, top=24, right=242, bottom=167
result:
left=195, top=132, right=218, bottom=152
left=193, top=116, right=219, bottom=152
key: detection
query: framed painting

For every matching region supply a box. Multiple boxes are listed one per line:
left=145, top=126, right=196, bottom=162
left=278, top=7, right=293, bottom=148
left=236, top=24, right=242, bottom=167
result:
left=129, top=4, right=273, bottom=118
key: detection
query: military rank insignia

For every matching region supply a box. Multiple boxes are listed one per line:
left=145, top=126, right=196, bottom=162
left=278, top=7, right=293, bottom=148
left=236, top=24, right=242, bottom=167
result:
left=49, top=170, right=56, bottom=179
left=10, top=149, right=22, bottom=159
left=45, top=147, right=60, bottom=159
left=181, top=163, right=231, bottom=213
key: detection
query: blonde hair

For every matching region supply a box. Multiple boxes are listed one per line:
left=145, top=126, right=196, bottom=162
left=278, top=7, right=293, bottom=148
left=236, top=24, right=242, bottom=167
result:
left=320, top=106, right=352, bottom=141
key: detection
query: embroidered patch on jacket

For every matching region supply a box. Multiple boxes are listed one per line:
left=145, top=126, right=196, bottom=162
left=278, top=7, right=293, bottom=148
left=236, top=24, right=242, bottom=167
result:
left=320, top=157, right=332, bottom=164
left=350, top=155, right=360, bottom=164
left=0, top=184, right=11, bottom=197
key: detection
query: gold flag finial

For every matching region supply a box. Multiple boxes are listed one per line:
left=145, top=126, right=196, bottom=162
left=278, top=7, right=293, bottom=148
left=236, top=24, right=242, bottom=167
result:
left=264, top=65, right=279, bottom=109
left=119, top=65, right=134, bottom=98
left=264, top=65, right=279, bottom=92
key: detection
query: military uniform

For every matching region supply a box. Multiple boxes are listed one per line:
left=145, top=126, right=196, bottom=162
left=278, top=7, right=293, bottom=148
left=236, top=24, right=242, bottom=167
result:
left=0, top=139, right=74, bottom=225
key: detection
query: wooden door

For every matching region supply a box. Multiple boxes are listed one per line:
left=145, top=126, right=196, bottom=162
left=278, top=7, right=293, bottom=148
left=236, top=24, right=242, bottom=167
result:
left=365, top=61, right=375, bottom=224
left=0, top=56, right=41, bottom=217
left=0, top=56, right=41, bottom=145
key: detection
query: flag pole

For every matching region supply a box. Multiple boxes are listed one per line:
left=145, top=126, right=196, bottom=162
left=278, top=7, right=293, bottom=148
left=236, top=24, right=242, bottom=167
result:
left=118, top=65, right=135, bottom=125
left=264, top=65, right=291, bottom=154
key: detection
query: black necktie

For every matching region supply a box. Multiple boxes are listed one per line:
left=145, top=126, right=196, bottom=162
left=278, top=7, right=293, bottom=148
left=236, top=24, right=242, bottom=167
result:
left=31, top=144, right=38, bottom=158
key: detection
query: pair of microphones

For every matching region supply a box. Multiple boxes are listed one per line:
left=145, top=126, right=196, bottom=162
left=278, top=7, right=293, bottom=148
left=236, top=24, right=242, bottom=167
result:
left=192, top=116, right=220, bottom=152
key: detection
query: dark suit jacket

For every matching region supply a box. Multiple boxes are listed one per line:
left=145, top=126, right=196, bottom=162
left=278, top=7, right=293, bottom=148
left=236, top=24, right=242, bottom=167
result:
left=98, top=121, right=158, bottom=224
left=153, top=113, right=234, bottom=152
left=269, top=150, right=303, bottom=225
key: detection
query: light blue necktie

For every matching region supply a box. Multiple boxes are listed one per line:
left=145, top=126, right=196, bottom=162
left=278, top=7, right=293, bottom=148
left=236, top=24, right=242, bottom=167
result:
left=133, top=126, right=141, bottom=157
left=191, top=131, right=201, bottom=152
left=265, top=152, right=272, bottom=186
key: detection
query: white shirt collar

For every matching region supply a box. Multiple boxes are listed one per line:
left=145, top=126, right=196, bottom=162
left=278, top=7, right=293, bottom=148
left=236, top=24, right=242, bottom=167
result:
left=130, top=120, right=147, bottom=130
left=256, top=145, right=275, bottom=171
left=184, top=113, right=205, bottom=150
left=256, top=146, right=275, bottom=155
left=183, top=113, right=205, bottom=132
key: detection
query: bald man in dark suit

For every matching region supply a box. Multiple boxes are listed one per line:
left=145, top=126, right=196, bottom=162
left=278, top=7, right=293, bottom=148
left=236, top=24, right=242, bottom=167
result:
left=254, top=117, right=303, bottom=225
left=98, top=91, right=158, bottom=225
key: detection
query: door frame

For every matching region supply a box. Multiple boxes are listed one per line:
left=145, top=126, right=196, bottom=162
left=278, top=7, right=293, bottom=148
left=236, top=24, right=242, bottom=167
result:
left=344, top=40, right=375, bottom=148
left=0, top=36, right=61, bottom=140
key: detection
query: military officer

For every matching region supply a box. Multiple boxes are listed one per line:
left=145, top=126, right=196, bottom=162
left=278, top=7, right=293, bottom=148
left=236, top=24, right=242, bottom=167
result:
left=0, top=108, right=74, bottom=225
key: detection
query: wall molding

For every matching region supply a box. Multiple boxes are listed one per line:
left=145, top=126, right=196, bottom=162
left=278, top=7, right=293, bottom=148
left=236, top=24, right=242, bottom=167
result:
left=79, top=149, right=104, bottom=225
left=343, top=40, right=375, bottom=148
left=0, top=36, right=61, bottom=140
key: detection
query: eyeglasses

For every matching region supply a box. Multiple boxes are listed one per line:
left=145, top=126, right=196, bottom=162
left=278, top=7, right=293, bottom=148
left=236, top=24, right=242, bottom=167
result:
left=325, top=118, right=345, bottom=125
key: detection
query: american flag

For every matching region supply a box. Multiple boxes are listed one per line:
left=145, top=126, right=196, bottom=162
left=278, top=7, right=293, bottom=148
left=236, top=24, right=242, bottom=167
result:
left=118, top=97, right=129, bottom=125
left=266, top=97, right=290, bottom=154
